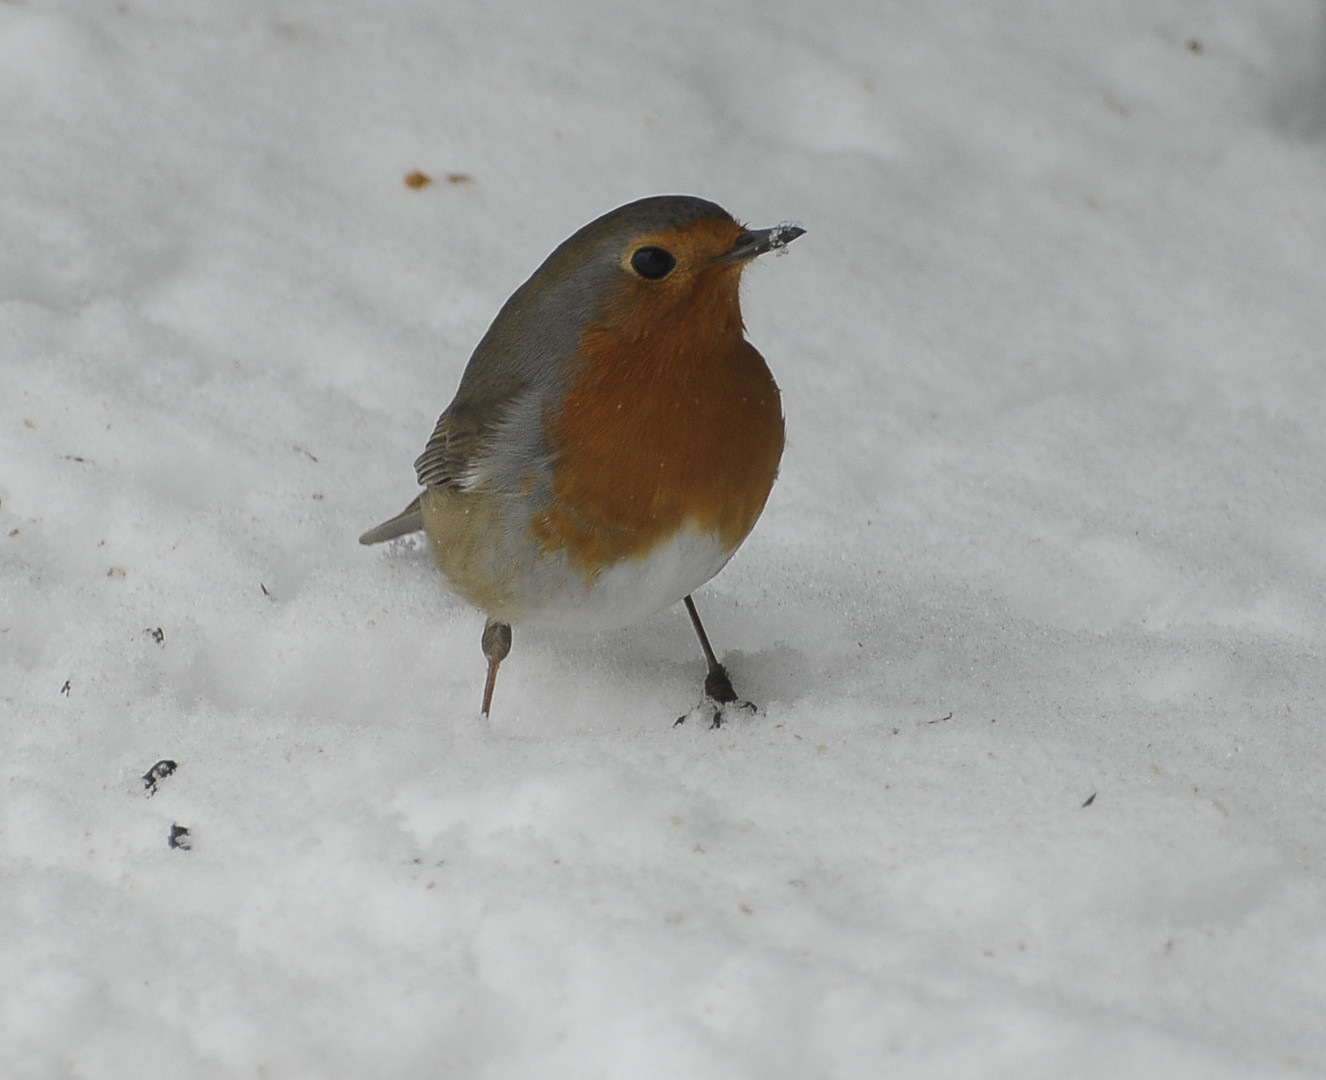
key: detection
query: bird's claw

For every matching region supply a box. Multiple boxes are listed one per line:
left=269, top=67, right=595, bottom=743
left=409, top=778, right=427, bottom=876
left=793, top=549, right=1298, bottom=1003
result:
left=672, top=655, right=755, bottom=728
left=674, top=694, right=756, bottom=730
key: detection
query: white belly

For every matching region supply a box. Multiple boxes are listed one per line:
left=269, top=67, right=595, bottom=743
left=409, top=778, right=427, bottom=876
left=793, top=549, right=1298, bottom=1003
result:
left=520, top=524, right=735, bottom=632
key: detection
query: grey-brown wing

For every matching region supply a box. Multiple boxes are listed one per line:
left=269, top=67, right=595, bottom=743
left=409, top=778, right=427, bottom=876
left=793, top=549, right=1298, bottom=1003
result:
left=413, top=374, right=549, bottom=497
left=413, top=407, right=473, bottom=490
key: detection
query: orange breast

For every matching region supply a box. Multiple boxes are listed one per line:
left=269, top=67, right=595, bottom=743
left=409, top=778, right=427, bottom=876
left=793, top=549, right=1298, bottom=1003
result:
left=529, top=295, right=784, bottom=578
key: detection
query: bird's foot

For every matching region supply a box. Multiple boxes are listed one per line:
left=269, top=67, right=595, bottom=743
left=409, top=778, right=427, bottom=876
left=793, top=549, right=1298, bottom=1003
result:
left=674, top=663, right=756, bottom=729
left=673, top=697, right=757, bottom=730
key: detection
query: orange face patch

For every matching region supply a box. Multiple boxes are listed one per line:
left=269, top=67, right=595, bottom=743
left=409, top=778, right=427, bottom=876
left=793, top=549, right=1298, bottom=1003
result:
left=529, top=215, right=784, bottom=576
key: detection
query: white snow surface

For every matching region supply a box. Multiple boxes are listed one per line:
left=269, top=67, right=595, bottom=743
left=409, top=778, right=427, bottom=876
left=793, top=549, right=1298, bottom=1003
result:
left=4, top=1, right=1326, bottom=1076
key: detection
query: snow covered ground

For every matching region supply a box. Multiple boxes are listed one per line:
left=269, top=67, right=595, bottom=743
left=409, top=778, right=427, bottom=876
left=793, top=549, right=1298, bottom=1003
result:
left=3, top=0, right=1326, bottom=1075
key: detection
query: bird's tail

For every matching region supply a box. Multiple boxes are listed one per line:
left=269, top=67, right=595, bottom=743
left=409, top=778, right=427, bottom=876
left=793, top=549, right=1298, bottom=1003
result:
left=358, top=495, right=424, bottom=545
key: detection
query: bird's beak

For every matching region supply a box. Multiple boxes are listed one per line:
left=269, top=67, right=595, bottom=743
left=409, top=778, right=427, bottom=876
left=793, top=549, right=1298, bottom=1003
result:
left=718, top=223, right=806, bottom=264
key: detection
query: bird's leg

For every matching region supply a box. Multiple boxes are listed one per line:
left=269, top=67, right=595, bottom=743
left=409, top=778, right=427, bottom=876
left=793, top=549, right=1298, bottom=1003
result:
left=480, top=618, right=512, bottom=717
left=677, top=595, right=755, bottom=728
left=684, top=594, right=738, bottom=703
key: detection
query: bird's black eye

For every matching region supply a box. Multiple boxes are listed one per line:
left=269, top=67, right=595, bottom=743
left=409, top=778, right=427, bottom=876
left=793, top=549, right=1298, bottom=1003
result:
left=630, top=246, right=677, bottom=280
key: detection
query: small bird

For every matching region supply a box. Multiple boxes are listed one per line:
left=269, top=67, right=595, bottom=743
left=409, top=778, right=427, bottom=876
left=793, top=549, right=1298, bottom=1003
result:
left=360, top=195, right=803, bottom=721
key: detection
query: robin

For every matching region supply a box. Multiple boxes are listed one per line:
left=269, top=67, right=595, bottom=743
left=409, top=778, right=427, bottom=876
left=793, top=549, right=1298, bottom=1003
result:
left=360, top=194, right=803, bottom=721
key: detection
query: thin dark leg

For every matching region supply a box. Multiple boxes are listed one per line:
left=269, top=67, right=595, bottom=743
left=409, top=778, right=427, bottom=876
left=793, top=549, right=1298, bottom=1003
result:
left=480, top=618, right=512, bottom=717
left=683, top=594, right=738, bottom=705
